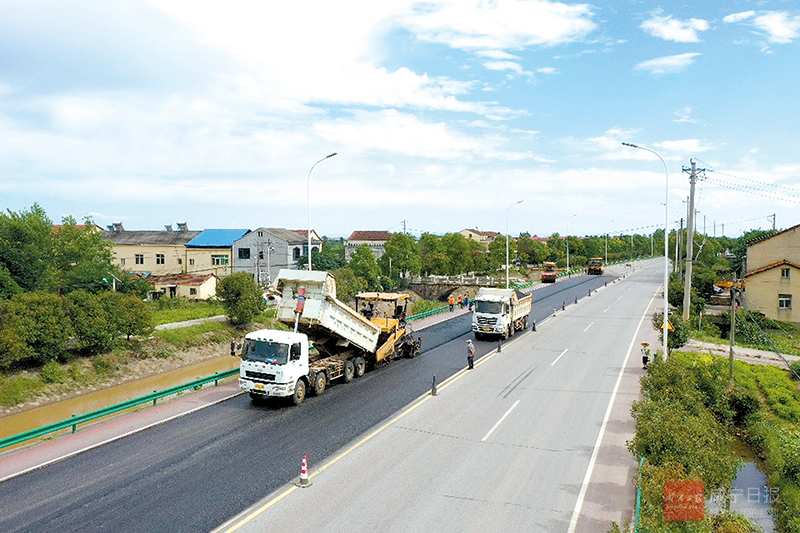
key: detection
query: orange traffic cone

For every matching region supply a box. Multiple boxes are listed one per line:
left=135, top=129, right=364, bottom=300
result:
left=296, top=454, right=312, bottom=488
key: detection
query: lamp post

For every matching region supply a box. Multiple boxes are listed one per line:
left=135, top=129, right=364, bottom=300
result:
left=506, top=200, right=523, bottom=289
left=566, top=213, right=577, bottom=272
left=622, top=142, right=670, bottom=358
left=307, top=152, right=337, bottom=271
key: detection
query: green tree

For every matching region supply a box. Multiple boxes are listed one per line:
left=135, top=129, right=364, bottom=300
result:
left=217, top=273, right=266, bottom=326
left=66, top=290, right=116, bottom=353
left=348, top=245, right=382, bottom=291
left=0, top=204, right=54, bottom=292
left=0, top=266, right=23, bottom=300
left=419, top=233, right=448, bottom=275
left=0, top=310, right=33, bottom=370
left=51, top=216, right=116, bottom=293
left=331, top=267, right=366, bottom=302
left=518, top=235, right=548, bottom=265
left=441, top=233, right=471, bottom=275
left=2, top=291, right=72, bottom=364
left=297, top=237, right=347, bottom=271
left=487, top=236, right=516, bottom=272
left=467, top=239, right=490, bottom=273
left=380, top=233, right=420, bottom=278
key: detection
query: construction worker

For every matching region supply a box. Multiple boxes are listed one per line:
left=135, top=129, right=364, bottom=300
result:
left=466, top=339, right=475, bottom=370
left=448, top=294, right=455, bottom=312
left=457, top=295, right=463, bottom=308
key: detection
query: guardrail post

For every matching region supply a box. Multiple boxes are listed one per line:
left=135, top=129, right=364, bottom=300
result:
left=214, top=372, right=219, bottom=386
left=71, top=414, right=77, bottom=434
left=497, top=338, right=502, bottom=352
left=153, top=390, right=158, bottom=406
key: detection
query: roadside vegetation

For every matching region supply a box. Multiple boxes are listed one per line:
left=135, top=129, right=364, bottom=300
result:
left=615, top=351, right=800, bottom=532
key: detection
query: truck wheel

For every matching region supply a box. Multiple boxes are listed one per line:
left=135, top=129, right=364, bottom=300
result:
left=312, top=372, right=327, bottom=396
left=343, top=360, right=355, bottom=383
left=249, top=392, right=264, bottom=404
left=353, top=357, right=366, bottom=377
left=292, top=379, right=306, bottom=406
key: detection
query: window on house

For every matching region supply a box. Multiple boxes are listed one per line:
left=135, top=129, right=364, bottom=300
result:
left=189, top=288, right=197, bottom=295
left=779, top=294, right=792, bottom=309
left=259, top=251, right=264, bottom=260
left=178, top=258, right=183, bottom=265
left=258, top=231, right=263, bottom=237
left=135, top=254, right=144, bottom=265
left=781, top=268, right=790, bottom=279
left=189, top=259, right=195, bottom=266
left=293, top=247, right=300, bottom=259
left=156, top=254, right=165, bottom=265
left=238, top=248, right=251, bottom=260
left=212, top=255, right=229, bottom=266
left=121, top=259, right=126, bottom=267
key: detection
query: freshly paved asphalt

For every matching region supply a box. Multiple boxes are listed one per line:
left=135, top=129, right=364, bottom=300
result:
left=0, top=263, right=654, bottom=532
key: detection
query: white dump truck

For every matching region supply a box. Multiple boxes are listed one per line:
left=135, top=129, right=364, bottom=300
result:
left=471, top=287, right=533, bottom=340
left=236, top=269, right=421, bottom=405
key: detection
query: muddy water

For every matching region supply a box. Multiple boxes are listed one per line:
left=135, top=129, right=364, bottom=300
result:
left=1, top=356, right=240, bottom=440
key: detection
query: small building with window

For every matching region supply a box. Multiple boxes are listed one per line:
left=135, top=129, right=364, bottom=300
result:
left=149, top=273, right=217, bottom=301
left=744, top=224, right=800, bottom=324
left=185, top=228, right=250, bottom=277
left=233, top=228, right=322, bottom=285
left=345, top=230, right=393, bottom=261
left=104, top=222, right=200, bottom=276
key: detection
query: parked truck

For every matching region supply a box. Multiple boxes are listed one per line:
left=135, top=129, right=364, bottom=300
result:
left=586, top=257, right=604, bottom=275
left=541, top=262, right=558, bottom=283
left=471, top=287, right=533, bottom=340
left=236, top=269, right=421, bottom=405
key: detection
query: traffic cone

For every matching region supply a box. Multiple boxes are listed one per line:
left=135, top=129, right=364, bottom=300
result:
left=296, top=454, right=312, bottom=488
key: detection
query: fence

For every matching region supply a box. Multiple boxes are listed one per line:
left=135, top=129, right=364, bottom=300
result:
left=0, top=369, right=238, bottom=451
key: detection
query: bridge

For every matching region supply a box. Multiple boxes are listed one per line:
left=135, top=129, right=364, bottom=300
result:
left=409, top=274, right=505, bottom=300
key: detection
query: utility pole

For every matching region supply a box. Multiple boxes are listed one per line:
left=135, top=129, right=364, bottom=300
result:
left=676, top=218, right=683, bottom=279
left=769, top=214, right=776, bottom=231
left=682, top=161, right=697, bottom=321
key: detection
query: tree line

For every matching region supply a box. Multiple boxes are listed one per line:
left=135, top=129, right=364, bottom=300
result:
left=1, top=205, right=152, bottom=371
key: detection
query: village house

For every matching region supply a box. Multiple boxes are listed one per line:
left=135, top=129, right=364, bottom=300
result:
left=744, top=224, right=800, bottom=324
left=103, top=222, right=200, bottom=276
left=345, top=230, right=393, bottom=261
left=459, top=228, right=500, bottom=247
left=233, top=228, right=322, bottom=284
left=185, top=228, right=250, bottom=277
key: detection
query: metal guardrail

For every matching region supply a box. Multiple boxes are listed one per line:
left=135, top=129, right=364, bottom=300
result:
left=0, top=369, right=239, bottom=451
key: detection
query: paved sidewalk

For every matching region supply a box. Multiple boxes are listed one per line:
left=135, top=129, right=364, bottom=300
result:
left=680, top=338, right=799, bottom=368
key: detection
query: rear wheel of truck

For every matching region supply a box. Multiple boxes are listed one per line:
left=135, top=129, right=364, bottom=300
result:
left=353, top=357, right=366, bottom=377
left=343, top=360, right=355, bottom=383
left=312, top=372, right=327, bottom=396
left=292, top=379, right=306, bottom=406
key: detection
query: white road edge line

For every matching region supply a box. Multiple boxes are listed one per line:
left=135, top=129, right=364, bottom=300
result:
left=0, top=389, right=244, bottom=484
left=480, top=400, right=520, bottom=442
left=551, top=348, right=568, bottom=366
left=582, top=322, right=593, bottom=333
left=566, top=287, right=658, bottom=533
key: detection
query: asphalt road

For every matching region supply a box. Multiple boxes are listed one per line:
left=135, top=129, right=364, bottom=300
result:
left=0, top=267, right=638, bottom=533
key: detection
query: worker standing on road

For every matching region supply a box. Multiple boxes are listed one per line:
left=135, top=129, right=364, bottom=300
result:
left=449, top=294, right=455, bottom=312
left=467, top=339, right=475, bottom=370
left=457, top=295, right=463, bottom=308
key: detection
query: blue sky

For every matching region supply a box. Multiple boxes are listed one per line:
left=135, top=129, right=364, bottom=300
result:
left=2, top=0, right=799, bottom=239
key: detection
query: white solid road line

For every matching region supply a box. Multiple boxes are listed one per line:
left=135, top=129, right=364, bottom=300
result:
left=480, top=400, right=520, bottom=442
left=566, top=287, right=658, bottom=533
left=551, top=348, right=568, bottom=366
left=582, top=322, right=593, bottom=332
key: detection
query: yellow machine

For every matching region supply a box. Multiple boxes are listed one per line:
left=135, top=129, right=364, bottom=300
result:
left=355, top=292, right=421, bottom=361
left=587, top=257, right=604, bottom=275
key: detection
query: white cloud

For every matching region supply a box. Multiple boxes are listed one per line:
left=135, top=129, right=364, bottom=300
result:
left=753, top=12, right=800, bottom=44
left=537, top=67, right=559, bottom=75
left=635, top=53, right=701, bottom=75
left=476, top=50, right=520, bottom=60
left=399, top=0, right=596, bottom=50
left=641, top=14, right=709, bottom=43
left=483, top=61, right=534, bottom=78
left=654, top=139, right=715, bottom=154
left=673, top=107, right=698, bottom=124
left=723, top=11, right=755, bottom=24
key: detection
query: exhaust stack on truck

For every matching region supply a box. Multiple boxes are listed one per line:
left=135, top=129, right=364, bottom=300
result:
left=236, top=269, right=421, bottom=405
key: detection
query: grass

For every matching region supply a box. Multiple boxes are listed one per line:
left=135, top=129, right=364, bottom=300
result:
left=154, top=321, right=231, bottom=350
left=0, top=374, right=45, bottom=407
left=152, top=301, right=225, bottom=326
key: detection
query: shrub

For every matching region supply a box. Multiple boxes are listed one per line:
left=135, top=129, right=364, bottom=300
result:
left=216, top=273, right=266, bottom=326
left=790, top=359, right=800, bottom=381
left=0, top=374, right=44, bottom=406
left=41, top=360, right=66, bottom=383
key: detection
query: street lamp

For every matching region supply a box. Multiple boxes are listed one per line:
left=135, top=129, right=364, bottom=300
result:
left=307, top=152, right=337, bottom=271
left=566, top=213, right=577, bottom=272
left=622, top=142, right=670, bottom=358
left=506, top=200, right=523, bottom=288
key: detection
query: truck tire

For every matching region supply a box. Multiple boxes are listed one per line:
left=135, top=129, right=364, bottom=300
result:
left=353, top=357, right=366, bottom=378
left=292, top=379, right=306, bottom=406
left=312, top=372, right=327, bottom=396
left=343, top=360, right=355, bottom=383
left=249, top=392, right=264, bottom=404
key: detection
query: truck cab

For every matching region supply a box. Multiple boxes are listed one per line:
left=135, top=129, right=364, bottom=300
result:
left=587, top=258, right=604, bottom=275
left=471, top=287, right=532, bottom=340
left=238, top=329, right=311, bottom=405
left=541, top=262, right=557, bottom=283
